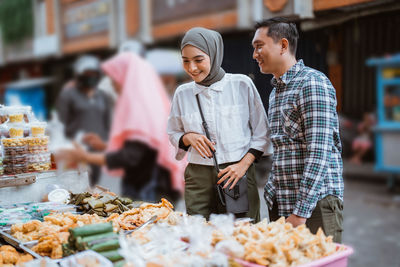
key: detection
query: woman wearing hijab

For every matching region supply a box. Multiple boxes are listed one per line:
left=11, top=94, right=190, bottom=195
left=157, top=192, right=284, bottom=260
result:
left=60, top=52, right=185, bottom=201
left=167, top=27, right=271, bottom=221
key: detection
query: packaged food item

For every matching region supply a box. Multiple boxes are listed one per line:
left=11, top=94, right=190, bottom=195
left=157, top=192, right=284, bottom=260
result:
left=4, top=163, right=27, bottom=175
left=3, top=145, right=28, bottom=157
left=8, top=123, right=24, bottom=138
left=0, top=166, right=4, bottom=175
left=28, top=162, right=51, bottom=172
left=30, top=121, right=47, bottom=137
left=26, top=136, right=49, bottom=146
left=7, top=106, right=25, bottom=123
left=2, top=138, right=27, bottom=147
left=21, top=106, right=34, bottom=123
left=3, top=155, right=27, bottom=165
left=27, top=152, right=51, bottom=163
left=48, top=188, right=70, bottom=203
left=0, top=106, right=7, bottom=124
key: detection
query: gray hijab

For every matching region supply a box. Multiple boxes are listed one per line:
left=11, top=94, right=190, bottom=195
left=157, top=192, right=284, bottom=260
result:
left=181, top=27, right=225, bottom=87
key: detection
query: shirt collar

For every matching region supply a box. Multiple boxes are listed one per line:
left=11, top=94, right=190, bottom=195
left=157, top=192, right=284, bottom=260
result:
left=271, top=59, right=304, bottom=88
left=193, top=75, right=225, bottom=95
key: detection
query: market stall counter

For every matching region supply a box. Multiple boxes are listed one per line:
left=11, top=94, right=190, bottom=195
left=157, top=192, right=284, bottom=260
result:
left=0, top=170, right=89, bottom=205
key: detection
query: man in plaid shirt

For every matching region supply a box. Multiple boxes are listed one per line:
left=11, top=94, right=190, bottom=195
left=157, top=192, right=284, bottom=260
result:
left=252, top=18, right=344, bottom=242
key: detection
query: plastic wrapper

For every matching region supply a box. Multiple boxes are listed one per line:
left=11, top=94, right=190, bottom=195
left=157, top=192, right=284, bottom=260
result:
left=2, top=138, right=27, bottom=147
left=4, top=155, right=27, bottom=165
left=0, top=105, right=7, bottom=124
left=15, top=257, right=59, bottom=267
left=7, top=122, right=24, bottom=138
left=27, top=152, right=51, bottom=163
left=30, top=121, right=47, bottom=137
left=59, top=250, right=113, bottom=267
left=0, top=202, right=77, bottom=226
left=119, top=214, right=229, bottom=267
left=7, top=106, right=25, bottom=123
left=4, top=163, right=28, bottom=175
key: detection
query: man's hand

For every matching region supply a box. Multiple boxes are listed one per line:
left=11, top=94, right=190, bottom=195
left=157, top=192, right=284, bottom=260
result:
left=182, top=133, right=215, bottom=158
left=286, top=214, right=306, bottom=227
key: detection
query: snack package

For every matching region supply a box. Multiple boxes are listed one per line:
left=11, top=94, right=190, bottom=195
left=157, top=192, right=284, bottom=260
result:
left=7, top=106, right=25, bottom=123
left=8, top=123, right=24, bottom=138
left=59, top=250, right=113, bottom=267
left=30, top=121, right=47, bottom=137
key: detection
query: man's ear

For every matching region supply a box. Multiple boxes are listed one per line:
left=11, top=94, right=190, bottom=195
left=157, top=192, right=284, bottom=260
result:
left=281, top=38, right=289, bottom=55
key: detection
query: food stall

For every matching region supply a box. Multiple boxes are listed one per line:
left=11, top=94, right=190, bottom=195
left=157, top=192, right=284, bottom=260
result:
left=367, top=54, right=400, bottom=190
left=0, top=105, right=353, bottom=267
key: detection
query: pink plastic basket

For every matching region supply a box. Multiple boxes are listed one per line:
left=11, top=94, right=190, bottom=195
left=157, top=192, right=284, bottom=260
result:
left=235, top=244, right=354, bottom=267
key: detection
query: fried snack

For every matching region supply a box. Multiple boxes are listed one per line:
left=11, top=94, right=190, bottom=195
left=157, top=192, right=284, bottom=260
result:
left=9, top=127, right=23, bottom=138
left=228, top=217, right=338, bottom=267
left=0, top=245, right=16, bottom=253
left=117, top=198, right=174, bottom=230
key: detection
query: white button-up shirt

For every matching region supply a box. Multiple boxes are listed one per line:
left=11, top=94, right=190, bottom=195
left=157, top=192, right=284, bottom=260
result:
left=167, top=73, right=271, bottom=166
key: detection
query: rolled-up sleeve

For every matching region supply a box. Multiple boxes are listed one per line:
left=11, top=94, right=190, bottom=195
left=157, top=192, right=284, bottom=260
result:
left=167, top=92, right=187, bottom=160
left=247, top=79, right=272, bottom=156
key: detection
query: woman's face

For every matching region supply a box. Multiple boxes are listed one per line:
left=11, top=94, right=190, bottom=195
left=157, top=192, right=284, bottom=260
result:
left=111, top=78, right=123, bottom=95
left=181, top=45, right=211, bottom=83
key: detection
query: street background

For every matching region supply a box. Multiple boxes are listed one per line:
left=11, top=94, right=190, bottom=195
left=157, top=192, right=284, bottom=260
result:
left=0, top=0, right=400, bottom=266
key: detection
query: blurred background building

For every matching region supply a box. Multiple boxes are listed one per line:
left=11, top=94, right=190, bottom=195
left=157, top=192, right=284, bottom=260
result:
left=0, top=0, right=398, bottom=118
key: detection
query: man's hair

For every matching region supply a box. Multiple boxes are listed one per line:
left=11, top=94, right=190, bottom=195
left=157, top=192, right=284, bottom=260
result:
left=254, top=17, right=299, bottom=55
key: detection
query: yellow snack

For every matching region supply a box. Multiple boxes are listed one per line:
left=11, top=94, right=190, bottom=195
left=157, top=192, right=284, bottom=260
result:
left=9, top=127, right=24, bottom=138
left=1, top=138, right=27, bottom=147
left=31, top=126, right=45, bottom=136
left=9, top=114, right=24, bottom=123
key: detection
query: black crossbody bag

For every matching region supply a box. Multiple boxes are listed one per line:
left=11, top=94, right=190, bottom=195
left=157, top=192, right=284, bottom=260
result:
left=195, top=95, right=249, bottom=214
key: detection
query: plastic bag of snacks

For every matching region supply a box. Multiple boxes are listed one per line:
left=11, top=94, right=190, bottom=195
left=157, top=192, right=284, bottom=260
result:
left=2, top=138, right=28, bottom=175
left=7, top=106, right=25, bottom=123
left=7, top=123, right=25, bottom=138
left=30, top=121, right=47, bottom=137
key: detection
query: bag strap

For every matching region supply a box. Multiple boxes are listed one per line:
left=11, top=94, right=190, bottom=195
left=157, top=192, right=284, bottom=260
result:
left=195, top=94, right=220, bottom=173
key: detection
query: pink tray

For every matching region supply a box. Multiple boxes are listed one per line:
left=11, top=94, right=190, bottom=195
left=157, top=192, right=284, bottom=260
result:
left=235, top=244, right=353, bottom=267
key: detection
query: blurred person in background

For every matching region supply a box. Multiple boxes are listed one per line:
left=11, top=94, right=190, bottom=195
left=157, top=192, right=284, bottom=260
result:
left=56, top=55, right=112, bottom=186
left=167, top=27, right=270, bottom=221
left=350, top=112, right=376, bottom=164
left=97, top=40, right=146, bottom=109
left=58, top=52, right=184, bottom=202
left=252, top=18, right=343, bottom=242
left=146, top=49, right=187, bottom=98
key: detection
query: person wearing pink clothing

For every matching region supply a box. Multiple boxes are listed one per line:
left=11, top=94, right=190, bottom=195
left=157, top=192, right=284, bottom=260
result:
left=58, top=52, right=185, bottom=202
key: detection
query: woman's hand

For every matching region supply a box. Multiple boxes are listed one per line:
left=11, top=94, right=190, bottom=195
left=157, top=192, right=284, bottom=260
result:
left=217, top=153, right=255, bottom=189
left=217, top=162, right=248, bottom=189
left=83, top=133, right=107, bottom=151
left=182, top=133, right=215, bottom=158
left=56, top=142, right=87, bottom=165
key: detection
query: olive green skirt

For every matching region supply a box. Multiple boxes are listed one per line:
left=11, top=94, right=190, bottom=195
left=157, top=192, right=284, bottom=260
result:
left=184, top=162, right=260, bottom=222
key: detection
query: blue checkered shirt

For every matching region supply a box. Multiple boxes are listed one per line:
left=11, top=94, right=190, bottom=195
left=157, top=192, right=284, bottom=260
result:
left=264, top=60, right=344, bottom=218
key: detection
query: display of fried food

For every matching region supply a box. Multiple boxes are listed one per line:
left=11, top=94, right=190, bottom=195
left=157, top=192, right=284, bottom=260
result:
left=32, top=232, right=69, bottom=259
left=0, top=245, right=33, bottom=265
left=11, top=213, right=105, bottom=242
left=115, top=198, right=174, bottom=230
left=224, top=217, right=339, bottom=267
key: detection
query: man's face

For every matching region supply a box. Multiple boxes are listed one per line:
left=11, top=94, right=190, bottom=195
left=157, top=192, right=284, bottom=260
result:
left=252, top=27, right=283, bottom=75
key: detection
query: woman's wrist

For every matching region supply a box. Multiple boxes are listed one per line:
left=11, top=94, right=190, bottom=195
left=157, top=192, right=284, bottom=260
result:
left=182, top=133, right=193, bottom=146
left=240, top=153, right=255, bottom=169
